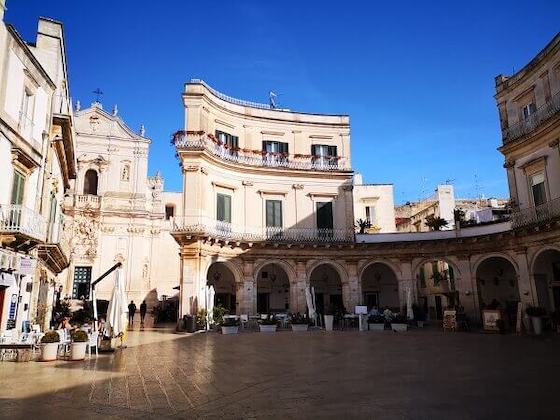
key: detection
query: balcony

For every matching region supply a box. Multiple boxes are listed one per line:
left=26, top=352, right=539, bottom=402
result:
left=36, top=216, right=71, bottom=274
left=173, top=131, right=350, bottom=172
left=74, top=194, right=101, bottom=210
left=0, top=204, right=47, bottom=249
left=171, top=215, right=354, bottom=244
left=503, top=91, right=560, bottom=144
left=511, top=197, right=560, bottom=229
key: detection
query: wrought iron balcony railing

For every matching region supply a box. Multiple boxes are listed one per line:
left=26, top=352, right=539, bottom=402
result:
left=46, top=215, right=71, bottom=258
left=173, top=131, right=350, bottom=172
left=510, top=197, right=560, bottom=229
left=171, top=215, right=354, bottom=243
left=0, top=204, right=47, bottom=241
left=503, top=90, right=560, bottom=144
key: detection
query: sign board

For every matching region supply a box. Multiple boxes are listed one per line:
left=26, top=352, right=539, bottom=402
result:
left=443, top=310, right=457, bottom=332
left=355, top=305, right=368, bottom=315
left=482, top=309, right=502, bottom=332
left=19, top=258, right=36, bottom=276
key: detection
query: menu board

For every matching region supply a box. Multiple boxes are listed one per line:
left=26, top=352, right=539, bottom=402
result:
left=482, top=309, right=502, bottom=332
left=443, top=310, right=457, bottom=332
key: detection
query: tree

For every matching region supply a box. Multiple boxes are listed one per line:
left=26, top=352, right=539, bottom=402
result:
left=425, top=215, right=448, bottom=231
left=453, top=208, right=466, bottom=227
left=355, top=218, right=371, bottom=234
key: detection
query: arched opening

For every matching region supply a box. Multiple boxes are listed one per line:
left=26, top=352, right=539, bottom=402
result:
left=165, top=204, right=175, bottom=220
left=532, top=249, right=560, bottom=312
left=83, top=169, right=98, bottom=195
left=416, top=259, right=457, bottom=320
left=310, top=264, right=343, bottom=315
left=256, top=263, right=290, bottom=314
left=361, top=262, right=399, bottom=312
left=476, top=256, right=519, bottom=329
left=206, top=262, right=236, bottom=313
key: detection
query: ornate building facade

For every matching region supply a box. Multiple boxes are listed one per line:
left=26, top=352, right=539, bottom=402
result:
left=62, top=103, right=181, bottom=306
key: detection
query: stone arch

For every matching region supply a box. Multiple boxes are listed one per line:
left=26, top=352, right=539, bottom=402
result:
left=203, top=257, right=244, bottom=314
left=254, top=259, right=294, bottom=313
left=530, top=246, right=560, bottom=312
left=472, top=252, right=519, bottom=277
left=306, top=259, right=350, bottom=285
left=412, top=257, right=461, bottom=279
left=359, top=261, right=400, bottom=311
left=83, top=169, right=99, bottom=195
left=358, top=259, right=402, bottom=281
left=307, top=260, right=348, bottom=314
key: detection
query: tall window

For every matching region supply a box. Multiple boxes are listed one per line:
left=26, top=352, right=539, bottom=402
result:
left=72, top=266, right=92, bottom=299
left=19, top=90, right=34, bottom=129
left=216, top=130, right=239, bottom=155
left=11, top=170, right=25, bottom=205
left=266, top=200, right=283, bottom=228
left=530, top=172, right=547, bottom=207
left=365, top=206, right=377, bottom=225
left=84, top=169, right=98, bottom=195
left=311, top=144, right=338, bottom=168
left=165, top=205, right=175, bottom=220
left=216, top=193, right=232, bottom=223
left=522, top=102, right=537, bottom=119
left=316, top=202, right=333, bottom=230
left=262, top=141, right=289, bottom=164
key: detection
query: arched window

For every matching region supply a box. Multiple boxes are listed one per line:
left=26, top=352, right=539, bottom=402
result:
left=84, top=169, right=98, bottom=195
left=165, top=204, right=175, bottom=220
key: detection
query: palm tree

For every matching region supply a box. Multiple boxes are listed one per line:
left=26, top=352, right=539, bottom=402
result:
left=425, top=215, right=448, bottom=231
left=355, top=218, right=371, bottom=234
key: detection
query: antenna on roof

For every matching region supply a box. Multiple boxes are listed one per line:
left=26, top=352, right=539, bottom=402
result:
left=269, top=91, right=278, bottom=109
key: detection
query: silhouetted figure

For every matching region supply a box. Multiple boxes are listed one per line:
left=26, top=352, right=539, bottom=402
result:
left=140, top=300, right=147, bottom=325
left=128, top=301, right=137, bottom=325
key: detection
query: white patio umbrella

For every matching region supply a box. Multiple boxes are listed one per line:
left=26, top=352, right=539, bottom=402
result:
left=406, top=286, right=414, bottom=320
left=305, top=286, right=316, bottom=323
left=206, top=285, right=215, bottom=330
left=104, top=267, right=128, bottom=340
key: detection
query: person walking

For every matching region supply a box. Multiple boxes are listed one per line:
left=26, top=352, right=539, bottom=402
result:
left=140, top=300, right=147, bottom=326
left=128, top=301, right=137, bottom=325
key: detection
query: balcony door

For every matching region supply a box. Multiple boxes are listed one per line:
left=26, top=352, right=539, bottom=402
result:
left=9, top=170, right=25, bottom=228
left=262, top=141, right=288, bottom=164
left=316, top=201, right=333, bottom=239
left=84, top=169, right=98, bottom=195
left=216, top=193, right=232, bottom=234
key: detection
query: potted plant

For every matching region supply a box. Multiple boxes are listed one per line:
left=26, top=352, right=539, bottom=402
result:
left=367, top=314, right=386, bottom=331
left=526, top=306, right=546, bottom=335
left=70, top=330, right=88, bottom=360
left=40, top=331, right=60, bottom=361
left=259, top=315, right=278, bottom=333
left=290, top=313, right=309, bottom=332
left=221, top=318, right=240, bottom=335
left=324, top=305, right=335, bottom=331
left=390, top=314, right=408, bottom=332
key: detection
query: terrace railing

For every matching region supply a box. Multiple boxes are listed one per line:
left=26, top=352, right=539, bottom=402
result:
left=510, top=197, right=560, bottom=229
left=172, top=214, right=354, bottom=244
left=0, top=204, right=47, bottom=241
left=503, top=91, right=560, bottom=144
left=174, top=131, right=350, bottom=172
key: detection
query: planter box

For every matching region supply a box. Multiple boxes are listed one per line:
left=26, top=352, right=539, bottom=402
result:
left=291, top=324, right=308, bottom=332
left=70, top=342, right=87, bottom=360
left=368, top=323, right=385, bottom=331
left=259, top=324, right=277, bottom=333
left=391, top=323, right=408, bottom=332
left=324, top=315, right=334, bottom=331
left=221, top=326, right=239, bottom=335
left=40, top=343, right=59, bottom=361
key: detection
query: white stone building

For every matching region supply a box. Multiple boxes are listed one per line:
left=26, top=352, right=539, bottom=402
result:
left=62, top=104, right=181, bottom=308
left=352, top=173, right=396, bottom=233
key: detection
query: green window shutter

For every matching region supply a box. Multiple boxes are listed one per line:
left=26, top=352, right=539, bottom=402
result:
left=217, top=193, right=231, bottom=222
left=311, top=144, right=317, bottom=156
left=266, top=200, right=282, bottom=227
left=328, top=145, right=337, bottom=157
left=281, top=142, right=289, bottom=154
left=316, top=202, right=333, bottom=229
left=11, top=171, right=25, bottom=205
left=224, top=195, right=231, bottom=223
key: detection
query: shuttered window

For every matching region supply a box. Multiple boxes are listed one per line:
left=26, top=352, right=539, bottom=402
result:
left=11, top=171, right=25, bottom=205
left=266, top=200, right=282, bottom=228
left=215, top=130, right=239, bottom=149
left=217, top=193, right=232, bottom=223
left=316, top=202, right=333, bottom=230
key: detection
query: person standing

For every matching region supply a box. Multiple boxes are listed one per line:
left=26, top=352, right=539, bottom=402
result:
left=140, top=300, right=147, bottom=326
left=128, top=301, right=137, bottom=325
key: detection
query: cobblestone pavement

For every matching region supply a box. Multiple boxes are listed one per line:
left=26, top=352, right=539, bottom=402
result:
left=1, top=326, right=560, bottom=419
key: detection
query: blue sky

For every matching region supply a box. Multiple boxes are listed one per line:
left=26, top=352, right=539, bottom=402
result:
left=6, top=1, right=560, bottom=202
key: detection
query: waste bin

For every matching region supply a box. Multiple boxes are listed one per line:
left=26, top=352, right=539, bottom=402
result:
left=184, top=315, right=196, bottom=333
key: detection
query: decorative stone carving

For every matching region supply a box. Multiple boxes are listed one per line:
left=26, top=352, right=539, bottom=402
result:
left=242, top=180, right=254, bottom=186
left=292, top=184, right=304, bottom=190
left=70, top=214, right=100, bottom=258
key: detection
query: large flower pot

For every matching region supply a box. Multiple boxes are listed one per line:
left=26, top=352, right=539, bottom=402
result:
left=368, top=323, right=385, bottom=331
left=324, top=315, right=334, bottom=331
left=221, top=326, right=239, bottom=335
left=391, top=323, right=408, bottom=332
left=291, top=324, right=308, bottom=332
left=417, top=321, right=424, bottom=328
left=40, top=343, right=59, bottom=361
left=259, top=324, right=277, bottom=333
left=70, top=342, right=87, bottom=360
left=531, top=316, right=543, bottom=335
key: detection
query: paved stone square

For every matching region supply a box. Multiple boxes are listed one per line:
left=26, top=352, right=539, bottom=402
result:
left=1, top=327, right=559, bottom=419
